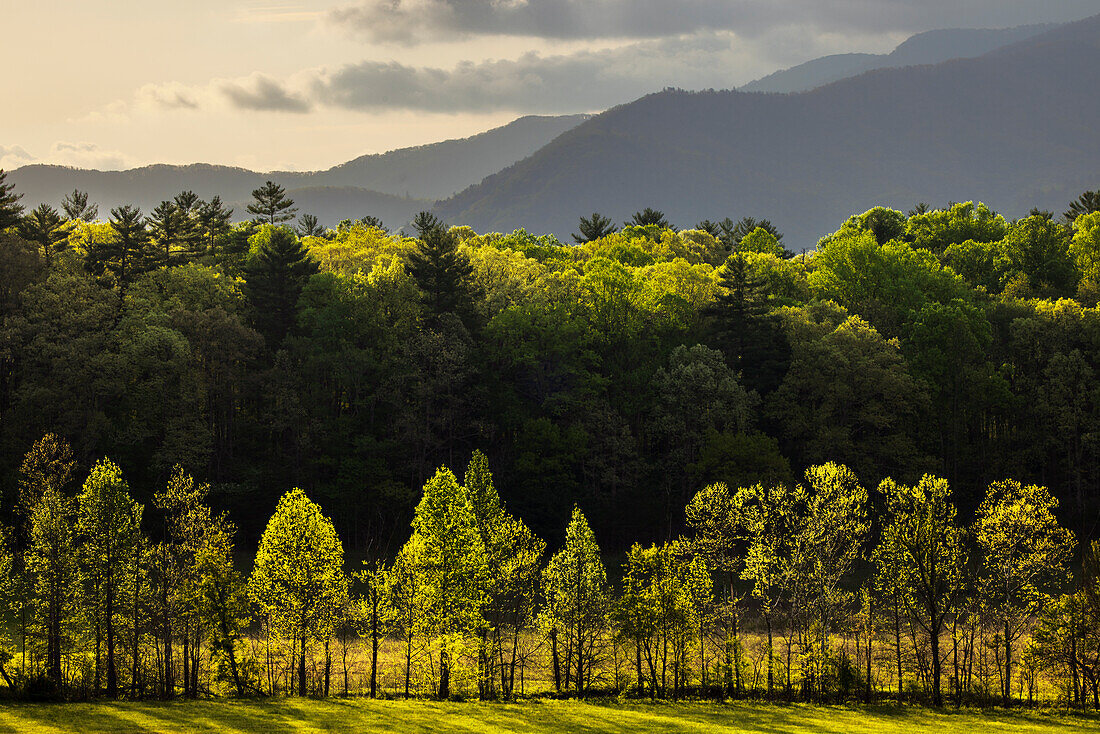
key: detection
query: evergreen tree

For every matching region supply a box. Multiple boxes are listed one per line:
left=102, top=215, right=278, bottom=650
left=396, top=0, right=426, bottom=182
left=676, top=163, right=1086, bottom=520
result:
left=249, top=488, right=347, bottom=697
left=86, top=205, right=156, bottom=288
left=61, top=189, right=98, bottom=222
left=243, top=227, right=319, bottom=347
left=706, top=252, right=790, bottom=394
left=1064, top=190, right=1100, bottom=224
left=719, top=217, right=784, bottom=253
left=296, top=213, right=322, bottom=238
left=408, top=211, right=479, bottom=328
left=172, top=191, right=202, bottom=257
left=18, top=203, right=68, bottom=269
left=247, top=181, right=297, bottom=225
left=572, top=212, right=618, bottom=243
left=77, top=459, right=142, bottom=698
left=540, top=506, right=609, bottom=695
left=628, top=207, right=671, bottom=229
left=147, top=200, right=185, bottom=264
left=196, top=196, right=233, bottom=255
left=0, top=169, right=24, bottom=230
left=695, top=219, right=722, bottom=237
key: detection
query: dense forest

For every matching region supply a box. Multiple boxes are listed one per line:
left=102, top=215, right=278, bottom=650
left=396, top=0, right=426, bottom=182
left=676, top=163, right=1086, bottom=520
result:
left=0, top=170, right=1098, bottom=706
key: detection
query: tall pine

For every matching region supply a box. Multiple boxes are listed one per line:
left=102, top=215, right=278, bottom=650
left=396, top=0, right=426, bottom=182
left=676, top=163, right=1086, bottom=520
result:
left=243, top=227, right=319, bottom=347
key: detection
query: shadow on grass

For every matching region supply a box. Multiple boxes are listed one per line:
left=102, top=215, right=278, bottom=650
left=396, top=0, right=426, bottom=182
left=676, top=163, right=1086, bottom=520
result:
left=0, top=698, right=1097, bottom=733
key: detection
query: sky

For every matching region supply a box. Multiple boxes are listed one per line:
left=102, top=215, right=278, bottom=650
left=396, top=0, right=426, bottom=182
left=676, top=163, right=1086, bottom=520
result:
left=1, top=0, right=1096, bottom=172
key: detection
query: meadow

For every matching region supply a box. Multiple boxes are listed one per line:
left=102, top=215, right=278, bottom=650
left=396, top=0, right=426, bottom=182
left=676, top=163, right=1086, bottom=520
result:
left=0, top=699, right=1097, bottom=734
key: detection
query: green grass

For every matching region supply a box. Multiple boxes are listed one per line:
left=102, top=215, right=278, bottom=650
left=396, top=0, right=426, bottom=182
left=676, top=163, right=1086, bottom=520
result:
left=0, top=699, right=1096, bottom=733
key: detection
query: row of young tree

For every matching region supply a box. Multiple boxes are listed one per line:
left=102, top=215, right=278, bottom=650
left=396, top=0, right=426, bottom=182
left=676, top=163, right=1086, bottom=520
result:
left=5, top=433, right=1095, bottom=708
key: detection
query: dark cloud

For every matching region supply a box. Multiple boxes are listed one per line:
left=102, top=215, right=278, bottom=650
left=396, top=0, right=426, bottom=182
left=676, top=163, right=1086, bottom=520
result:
left=329, top=0, right=1100, bottom=44
left=308, top=33, right=778, bottom=112
left=219, top=75, right=312, bottom=113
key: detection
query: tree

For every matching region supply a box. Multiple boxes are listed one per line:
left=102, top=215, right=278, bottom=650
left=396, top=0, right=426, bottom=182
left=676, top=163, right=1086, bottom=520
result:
left=401, top=467, right=487, bottom=699
left=628, top=208, right=671, bottom=229
left=740, top=482, right=800, bottom=697
left=876, top=474, right=966, bottom=706
left=1064, top=190, right=1100, bottom=224
left=720, top=217, right=784, bottom=253
left=196, top=196, right=233, bottom=254
left=249, top=488, right=348, bottom=696
left=541, top=506, right=609, bottom=695
left=77, top=458, right=143, bottom=698
left=573, top=212, right=618, bottom=243
left=86, top=205, right=157, bottom=288
left=0, top=169, right=24, bottom=230
left=684, top=482, right=748, bottom=695
left=147, top=200, right=185, bottom=264
left=296, top=213, right=323, bottom=238
left=17, top=203, right=68, bottom=269
left=788, top=463, right=869, bottom=699
left=61, top=189, right=98, bottom=222
left=975, top=479, right=1074, bottom=706
left=408, top=211, right=479, bottom=328
left=247, top=181, right=297, bottom=225
left=20, top=435, right=78, bottom=690
left=999, top=215, right=1077, bottom=297
left=706, top=252, right=789, bottom=394
left=243, top=227, right=319, bottom=347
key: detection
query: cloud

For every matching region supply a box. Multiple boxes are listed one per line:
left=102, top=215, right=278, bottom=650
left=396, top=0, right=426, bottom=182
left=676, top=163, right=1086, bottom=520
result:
left=50, top=142, right=132, bottom=170
left=135, top=81, right=200, bottom=110
left=217, top=74, right=313, bottom=113
left=328, top=0, right=1100, bottom=45
left=0, top=145, right=35, bottom=170
left=309, top=30, right=821, bottom=111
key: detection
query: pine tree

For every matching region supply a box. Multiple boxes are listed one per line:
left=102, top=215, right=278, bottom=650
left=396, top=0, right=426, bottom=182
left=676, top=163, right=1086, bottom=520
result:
left=572, top=212, right=618, bottom=243
left=296, top=213, right=323, bottom=238
left=249, top=488, right=348, bottom=697
left=247, top=181, right=297, bottom=225
left=706, top=252, right=789, bottom=394
left=0, top=169, right=24, bottom=230
left=407, top=211, right=479, bottom=328
left=194, top=196, right=233, bottom=258
left=1064, top=190, right=1100, bottom=224
left=61, top=189, right=98, bottom=222
left=147, top=200, right=186, bottom=264
left=173, top=190, right=202, bottom=258
left=243, top=227, right=319, bottom=347
left=85, top=205, right=156, bottom=288
left=77, top=459, right=143, bottom=698
left=627, top=207, right=671, bottom=229
left=18, top=203, right=68, bottom=269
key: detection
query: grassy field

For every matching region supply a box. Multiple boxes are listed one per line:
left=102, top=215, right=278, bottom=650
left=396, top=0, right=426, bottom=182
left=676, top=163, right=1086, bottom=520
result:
left=0, top=699, right=1096, bottom=734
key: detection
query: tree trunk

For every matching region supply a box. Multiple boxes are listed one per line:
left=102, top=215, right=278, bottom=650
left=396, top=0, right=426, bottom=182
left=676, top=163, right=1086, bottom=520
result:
left=106, top=580, right=117, bottom=698
left=438, top=649, right=450, bottom=699
left=299, top=636, right=307, bottom=697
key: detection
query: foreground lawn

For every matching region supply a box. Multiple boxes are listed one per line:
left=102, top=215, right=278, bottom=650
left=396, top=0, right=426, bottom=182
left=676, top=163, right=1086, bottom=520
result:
left=0, top=698, right=1096, bottom=734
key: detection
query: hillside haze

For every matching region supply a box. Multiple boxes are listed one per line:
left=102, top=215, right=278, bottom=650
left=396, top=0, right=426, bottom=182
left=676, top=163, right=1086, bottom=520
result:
left=740, top=23, right=1056, bottom=93
left=437, top=15, right=1100, bottom=250
left=8, top=114, right=588, bottom=229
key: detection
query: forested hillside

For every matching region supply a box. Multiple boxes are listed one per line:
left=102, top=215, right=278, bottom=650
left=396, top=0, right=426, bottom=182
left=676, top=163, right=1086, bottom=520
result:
left=438, top=15, right=1100, bottom=250
left=7, top=114, right=587, bottom=230
left=0, top=167, right=1099, bottom=705
left=740, top=23, right=1055, bottom=93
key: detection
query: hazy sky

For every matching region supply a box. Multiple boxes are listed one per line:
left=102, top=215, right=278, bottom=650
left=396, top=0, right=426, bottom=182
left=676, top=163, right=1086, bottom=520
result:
left=1, top=0, right=1095, bottom=172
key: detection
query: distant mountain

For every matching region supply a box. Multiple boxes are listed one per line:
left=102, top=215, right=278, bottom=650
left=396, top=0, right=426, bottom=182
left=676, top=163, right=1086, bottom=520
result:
left=437, top=15, right=1100, bottom=250
left=7, top=114, right=588, bottom=227
left=740, top=23, right=1056, bottom=93
left=279, top=114, right=590, bottom=200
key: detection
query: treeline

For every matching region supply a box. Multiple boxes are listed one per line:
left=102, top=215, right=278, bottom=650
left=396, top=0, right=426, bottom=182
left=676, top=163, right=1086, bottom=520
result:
left=3, top=171, right=1100, bottom=554
left=4, top=434, right=1097, bottom=708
